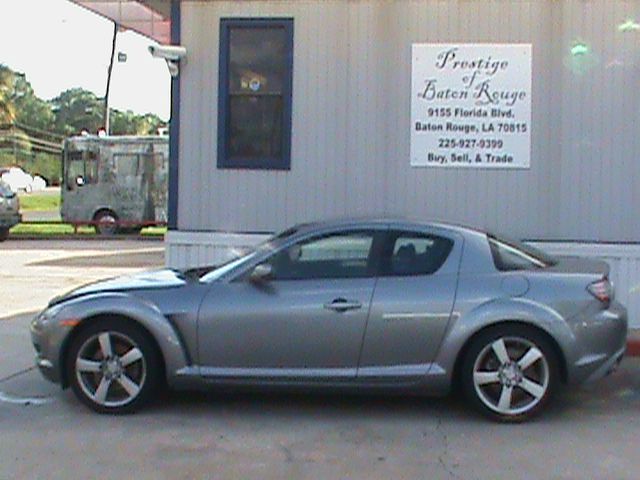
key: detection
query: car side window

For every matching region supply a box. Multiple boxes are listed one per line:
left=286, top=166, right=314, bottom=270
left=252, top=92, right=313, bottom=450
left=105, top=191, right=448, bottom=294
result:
left=381, top=231, right=453, bottom=276
left=268, top=231, right=377, bottom=280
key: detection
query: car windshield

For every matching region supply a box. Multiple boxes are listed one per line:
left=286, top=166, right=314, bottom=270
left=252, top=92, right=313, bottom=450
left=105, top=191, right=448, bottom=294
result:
left=196, top=225, right=305, bottom=281
left=487, top=233, right=557, bottom=271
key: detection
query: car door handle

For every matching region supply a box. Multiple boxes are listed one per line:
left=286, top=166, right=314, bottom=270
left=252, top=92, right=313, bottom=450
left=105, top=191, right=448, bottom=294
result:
left=324, top=298, right=362, bottom=312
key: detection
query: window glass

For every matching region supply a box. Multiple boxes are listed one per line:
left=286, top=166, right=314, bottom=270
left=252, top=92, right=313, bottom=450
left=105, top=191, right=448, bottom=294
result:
left=488, top=235, right=556, bottom=271
left=228, top=96, right=283, bottom=158
left=85, top=151, right=99, bottom=184
left=268, top=231, right=376, bottom=280
left=199, top=224, right=309, bottom=282
left=66, top=159, right=84, bottom=190
left=229, top=28, right=287, bottom=94
left=383, top=232, right=453, bottom=276
left=219, top=19, right=293, bottom=170
left=65, top=150, right=99, bottom=188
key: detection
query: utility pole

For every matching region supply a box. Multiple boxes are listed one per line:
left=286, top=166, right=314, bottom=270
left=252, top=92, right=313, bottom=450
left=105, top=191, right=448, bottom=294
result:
left=104, top=22, right=118, bottom=135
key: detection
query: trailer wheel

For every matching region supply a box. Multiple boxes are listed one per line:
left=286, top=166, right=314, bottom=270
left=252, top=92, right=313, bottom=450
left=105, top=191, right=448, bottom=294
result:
left=94, top=210, right=119, bottom=236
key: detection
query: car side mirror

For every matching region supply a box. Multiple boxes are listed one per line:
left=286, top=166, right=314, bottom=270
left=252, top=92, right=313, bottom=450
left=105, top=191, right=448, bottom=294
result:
left=75, top=175, right=85, bottom=187
left=249, top=263, right=272, bottom=283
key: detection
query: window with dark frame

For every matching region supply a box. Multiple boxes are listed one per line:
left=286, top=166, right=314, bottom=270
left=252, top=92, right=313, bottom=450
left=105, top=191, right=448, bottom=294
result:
left=218, top=18, right=294, bottom=170
left=65, top=150, right=99, bottom=190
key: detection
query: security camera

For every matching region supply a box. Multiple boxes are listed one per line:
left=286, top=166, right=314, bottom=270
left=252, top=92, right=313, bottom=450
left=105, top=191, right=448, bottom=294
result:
left=148, top=45, right=187, bottom=77
left=148, top=45, right=187, bottom=61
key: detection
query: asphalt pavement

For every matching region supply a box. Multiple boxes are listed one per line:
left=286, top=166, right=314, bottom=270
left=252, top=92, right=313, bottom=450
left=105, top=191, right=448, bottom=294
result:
left=1, top=240, right=640, bottom=479
left=0, top=239, right=164, bottom=319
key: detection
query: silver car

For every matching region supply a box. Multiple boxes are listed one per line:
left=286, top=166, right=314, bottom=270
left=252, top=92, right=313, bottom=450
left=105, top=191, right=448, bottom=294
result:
left=30, top=219, right=628, bottom=421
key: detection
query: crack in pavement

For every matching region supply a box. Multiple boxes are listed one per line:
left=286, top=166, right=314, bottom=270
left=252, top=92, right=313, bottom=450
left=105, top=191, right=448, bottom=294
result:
left=0, top=366, right=55, bottom=405
left=0, top=366, right=36, bottom=384
left=436, top=416, right=462, bottom=479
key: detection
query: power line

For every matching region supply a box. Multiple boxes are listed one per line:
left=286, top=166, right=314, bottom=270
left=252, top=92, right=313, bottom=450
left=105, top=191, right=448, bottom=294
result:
left=13, top=122, right=65, bottom=141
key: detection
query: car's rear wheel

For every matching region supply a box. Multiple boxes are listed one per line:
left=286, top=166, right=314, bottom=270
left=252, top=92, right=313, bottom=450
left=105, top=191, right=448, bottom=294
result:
left=66, top=319, right=161, bottom=414
left=0, top=228, right=8, bottom=242
left=461, top=325, right=560, bottom=422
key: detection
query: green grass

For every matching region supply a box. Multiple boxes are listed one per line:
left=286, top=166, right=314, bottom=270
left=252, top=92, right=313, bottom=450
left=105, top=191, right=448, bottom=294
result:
left=10, top=222, right=92, bottom=236
left=10, top=222, right=167, bottom=237
left=17, top=192, right=61, bottom=212
left=141, top=226, right=167, bottom=236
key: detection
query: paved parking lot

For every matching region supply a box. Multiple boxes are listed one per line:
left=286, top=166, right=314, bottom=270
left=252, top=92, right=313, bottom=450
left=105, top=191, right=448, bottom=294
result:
left=1, top=240, right=640, bottom=479
left=0, top=239, right=164, bottom=319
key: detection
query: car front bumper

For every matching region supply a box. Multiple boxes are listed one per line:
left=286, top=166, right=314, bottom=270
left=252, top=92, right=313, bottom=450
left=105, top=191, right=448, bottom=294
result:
left=0, top=212, right=21, bottom=229
left=30, top=308, right=70, bottom=386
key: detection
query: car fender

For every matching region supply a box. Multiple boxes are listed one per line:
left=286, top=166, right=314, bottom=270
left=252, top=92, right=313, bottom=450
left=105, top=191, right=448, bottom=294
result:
left=434, top=297, right=576, bottom=382
left=54, top=292, right=189, bottom=385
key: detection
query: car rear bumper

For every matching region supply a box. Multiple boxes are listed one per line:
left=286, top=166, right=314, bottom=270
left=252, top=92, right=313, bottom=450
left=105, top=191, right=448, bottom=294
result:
left=583, top=347, right=626, bottom=382
left=568, top=301, right=628, bottom=384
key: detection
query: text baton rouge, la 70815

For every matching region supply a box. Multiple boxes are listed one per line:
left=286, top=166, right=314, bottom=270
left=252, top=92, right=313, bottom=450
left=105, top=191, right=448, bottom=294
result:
left=410, top=44, right=532, bottom=169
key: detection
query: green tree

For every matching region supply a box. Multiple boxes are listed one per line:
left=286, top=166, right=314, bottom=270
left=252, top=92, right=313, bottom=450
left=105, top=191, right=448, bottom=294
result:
left=0, top=65, right=16, bottom=125
left=3, top=65, right=167, bottom=138
left=51, top=87, right=104, bottom=136
left=12, top=73, right=55, bottom=131
left=111, top=109, right=165, bottom=135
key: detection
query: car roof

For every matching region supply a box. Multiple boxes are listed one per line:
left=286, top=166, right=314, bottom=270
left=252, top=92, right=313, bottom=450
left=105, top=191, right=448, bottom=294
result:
left=289, top=216, right=488, bottom=239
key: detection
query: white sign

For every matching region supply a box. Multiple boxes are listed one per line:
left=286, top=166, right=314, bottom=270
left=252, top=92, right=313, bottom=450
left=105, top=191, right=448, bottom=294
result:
left=410, top=44, right=532, bottom=168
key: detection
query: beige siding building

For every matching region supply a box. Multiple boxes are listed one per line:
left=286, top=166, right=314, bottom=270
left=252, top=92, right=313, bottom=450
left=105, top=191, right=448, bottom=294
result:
left=73, top=0, right=640, bottom=326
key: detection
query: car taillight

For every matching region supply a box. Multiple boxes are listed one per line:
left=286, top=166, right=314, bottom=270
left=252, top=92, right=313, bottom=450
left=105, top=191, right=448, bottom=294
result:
left=587, top=278, right=612, bottom=303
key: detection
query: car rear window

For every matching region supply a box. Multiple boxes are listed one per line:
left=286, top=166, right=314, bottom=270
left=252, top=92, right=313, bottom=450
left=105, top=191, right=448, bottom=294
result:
left=488, top=234, right=556, bottom=271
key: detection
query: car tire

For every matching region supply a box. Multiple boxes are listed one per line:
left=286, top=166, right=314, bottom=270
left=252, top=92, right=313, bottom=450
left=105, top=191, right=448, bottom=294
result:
left=460, top=324, right=560, bottom=422
left=94, top=210, right=119, bottom=236
left=0, top=228, right=8, bottom=242
left=66, top=319, right=161, bottom=414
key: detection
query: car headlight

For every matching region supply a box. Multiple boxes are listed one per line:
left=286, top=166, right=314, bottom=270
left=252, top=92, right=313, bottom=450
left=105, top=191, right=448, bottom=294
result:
left=34, top=304, right=65, bottom=327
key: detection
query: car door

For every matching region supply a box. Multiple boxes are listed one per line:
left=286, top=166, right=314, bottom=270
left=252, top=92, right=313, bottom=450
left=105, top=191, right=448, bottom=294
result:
left=197, top=228, right=385, bottom=380
left=357, top=227, right=463, bottom=380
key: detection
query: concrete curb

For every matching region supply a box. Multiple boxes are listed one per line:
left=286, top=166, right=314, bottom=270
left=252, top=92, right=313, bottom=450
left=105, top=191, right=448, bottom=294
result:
left=8, top=235, right=163, bottom=242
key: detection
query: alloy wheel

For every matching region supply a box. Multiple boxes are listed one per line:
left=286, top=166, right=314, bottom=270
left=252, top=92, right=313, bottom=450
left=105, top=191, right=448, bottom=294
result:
left=472, top=336, right=550, bottom=416
left=75, top=331, right=147, bottom=408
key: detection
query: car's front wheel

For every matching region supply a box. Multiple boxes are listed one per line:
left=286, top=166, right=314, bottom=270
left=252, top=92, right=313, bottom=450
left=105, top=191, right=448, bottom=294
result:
left=0, top=228, right=8, bottom=242
left=461, top=325, right=560, bottom=422
left=66, top=319, right=161, bottom=414
left=93, top=210, right=119, bottom=236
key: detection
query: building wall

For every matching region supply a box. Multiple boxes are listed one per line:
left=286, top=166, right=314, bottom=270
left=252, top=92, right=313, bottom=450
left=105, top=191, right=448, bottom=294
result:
left=178, top=0, right=640, bottom=242
left=172, top=0, right=640, bottom=325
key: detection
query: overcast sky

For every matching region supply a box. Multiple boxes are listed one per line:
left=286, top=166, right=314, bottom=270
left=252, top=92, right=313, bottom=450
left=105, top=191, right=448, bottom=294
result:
left=0, top=0, right=171, bottom=120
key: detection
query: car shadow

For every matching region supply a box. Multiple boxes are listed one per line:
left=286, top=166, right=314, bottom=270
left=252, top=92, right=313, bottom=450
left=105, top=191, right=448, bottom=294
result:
left=50, top=357, right=640, bottom=424
left=147, top=388, right=475, bottom=422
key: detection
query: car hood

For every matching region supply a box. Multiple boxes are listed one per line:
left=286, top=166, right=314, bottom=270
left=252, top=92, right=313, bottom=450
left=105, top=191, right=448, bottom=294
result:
left=48, top=269, right=188, bottom=307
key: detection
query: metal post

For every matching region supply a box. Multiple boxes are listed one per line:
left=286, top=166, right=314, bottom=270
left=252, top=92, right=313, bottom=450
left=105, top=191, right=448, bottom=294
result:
left=104, top=22, right=118, bottom=135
